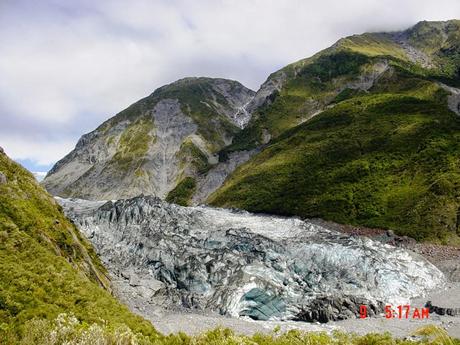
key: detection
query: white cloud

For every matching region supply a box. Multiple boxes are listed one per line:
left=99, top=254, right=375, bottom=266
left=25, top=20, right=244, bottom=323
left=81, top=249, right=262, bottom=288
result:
left=33, top=171, right=47, bottom=182
left=1, top=134, right=76, bottom=166
left=1, top=0, right=460, bottom=169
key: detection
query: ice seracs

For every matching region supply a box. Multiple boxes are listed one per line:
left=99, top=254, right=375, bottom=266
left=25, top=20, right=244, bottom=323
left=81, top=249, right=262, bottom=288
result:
left=58, top=196, right=445, bottom=323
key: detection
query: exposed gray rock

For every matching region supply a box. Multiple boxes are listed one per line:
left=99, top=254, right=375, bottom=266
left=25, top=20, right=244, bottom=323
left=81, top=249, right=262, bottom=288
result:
left=426, top=301, right=460, bottom=317
left=59, top=196, right=445, bottom=323
left=389, top=31, right=435, bottom=68
left=43, top=78, right=255, bottom=201
left=0, top=172, right=6, bottom=184
left=192, top=149, right=258, bottom=205
left=341, top=60, right=389, bottom=92
left=207, top=78, right=255, bottom=128
left=148, top=99, right=198, bottom=197
left=246, top=71, right=287, bottom=114
left=435, top=260, right=460, bottom=282
left=231, top=100, right=253, bottom=129
left=438, top=83, right=460, bottom=115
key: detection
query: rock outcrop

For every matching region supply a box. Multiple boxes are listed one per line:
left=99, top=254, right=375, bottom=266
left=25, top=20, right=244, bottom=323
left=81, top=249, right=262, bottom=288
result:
left=59, top=196, right=445, bottom=323
left=43, top=78, right=255, bottom=201
left=426, top=301, right=460, bottom=317
left=0, top=172, right=6, bottom=185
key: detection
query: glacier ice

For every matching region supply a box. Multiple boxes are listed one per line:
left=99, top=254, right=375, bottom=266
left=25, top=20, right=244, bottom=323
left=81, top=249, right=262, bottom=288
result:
left=58, top=196, right=445, bottom=322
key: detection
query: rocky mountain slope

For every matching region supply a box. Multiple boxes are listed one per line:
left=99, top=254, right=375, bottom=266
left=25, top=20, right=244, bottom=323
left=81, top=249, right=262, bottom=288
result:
left=223, top=20, right=460, bottom=153
left=59, top=196, right=444, bottom=323
left=210, top=20, right=460, bottom=242
left=43, top=77, right=255, bottom=202
left=0, top=147, right=157, bottom=339
left=44, top=20, right=460, bottom=241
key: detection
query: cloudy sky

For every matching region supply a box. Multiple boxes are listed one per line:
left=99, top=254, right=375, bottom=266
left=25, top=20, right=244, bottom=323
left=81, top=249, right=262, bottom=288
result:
left=1, top=0, right=460, bottom=174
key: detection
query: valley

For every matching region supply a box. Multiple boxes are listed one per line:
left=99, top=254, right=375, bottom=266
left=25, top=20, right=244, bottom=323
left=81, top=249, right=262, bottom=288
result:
left=2, top=18, right=460, bottom=344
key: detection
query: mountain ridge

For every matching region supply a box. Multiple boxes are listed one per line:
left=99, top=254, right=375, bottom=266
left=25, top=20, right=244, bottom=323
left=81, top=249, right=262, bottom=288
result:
left=43, top=77, right=255, bottom=201
left=43, top=19, right=460, bottom=241
left=210, top=20, right=460, bottom=241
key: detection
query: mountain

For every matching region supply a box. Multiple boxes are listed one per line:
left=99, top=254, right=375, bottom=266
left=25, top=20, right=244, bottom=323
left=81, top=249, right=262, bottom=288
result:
left=209, top=20, right=460, bottom=242
left=221, top=20, right=460, bottom=154
left=43, top=20, right=460, bottom=241
left=42, top=77, right=254, bottom=202
left=0, top=147, right=157, bottom=340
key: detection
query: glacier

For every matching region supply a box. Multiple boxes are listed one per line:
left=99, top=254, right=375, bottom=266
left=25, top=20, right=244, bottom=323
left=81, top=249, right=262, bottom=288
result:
left=58, top=196, right=444, bottom=323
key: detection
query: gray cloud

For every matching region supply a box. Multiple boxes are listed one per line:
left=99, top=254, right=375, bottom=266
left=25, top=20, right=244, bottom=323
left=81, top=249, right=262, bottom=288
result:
left=1, top=0, right=460, bottom=169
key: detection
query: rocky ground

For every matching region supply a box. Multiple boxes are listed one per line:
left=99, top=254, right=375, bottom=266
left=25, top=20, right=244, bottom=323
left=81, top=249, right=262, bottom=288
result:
left=115, top=281, right=460, bottom=338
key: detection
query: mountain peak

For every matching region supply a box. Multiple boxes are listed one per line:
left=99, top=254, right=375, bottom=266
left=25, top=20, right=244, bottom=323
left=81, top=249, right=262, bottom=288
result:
left=43, top=74, right=255, bottom=201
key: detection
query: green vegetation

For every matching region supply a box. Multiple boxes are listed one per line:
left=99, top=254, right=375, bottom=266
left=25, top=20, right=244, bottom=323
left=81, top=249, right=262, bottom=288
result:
left=213, top=21, right=460, bottom=243
left=337, top=33, right=409, bottom=60
left=4, top=313, right=459, bottom=345
left=177, top=139, right=211, bottom=175
left=111, top=116, right=155, bottom=171
left=0, top=151, right=158, bottom=340
left=225, top=51, right=374, bottom=154
left=210, top=70, right=460, bottom=242
left=224, top=20, right=460, bottom=157
left=166, top=177, right=197, bottom=206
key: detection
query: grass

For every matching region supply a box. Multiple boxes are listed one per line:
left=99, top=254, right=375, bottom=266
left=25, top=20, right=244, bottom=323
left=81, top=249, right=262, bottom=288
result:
left=177, top=139, right=211, bottom=175
left=213, top=24, right=460, bottom=243
left=223, top=51, right=375, bottom=155
left=210, top=75, right=460, bottom=242
left=4, top=150, right=456, bottom=343
left=223, top=21, right=460, bottom=157
left=111, top=116, right=155, bottom=171
left=0, top=152, right=158, bottom=340
left=166, top=177, right=197, bottom=206
left=3, top=313, right=459, bottom=345
left=337, top=33, right=409, bottom=60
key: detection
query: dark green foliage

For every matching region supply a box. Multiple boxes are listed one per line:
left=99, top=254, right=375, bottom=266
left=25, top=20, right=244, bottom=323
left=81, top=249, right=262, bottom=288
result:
left=178, top=140, right=211, bottom=175
left=297, top=51, right=369, bottom=81
left=210, top=85, right=460, bottom=242
left=212, top=22, right=460, bottom=243
left=333, top=88, right=367, bottom=103
left=223, top=52, right=373, bottom=155
left=166, top=177, right=197, bottom=206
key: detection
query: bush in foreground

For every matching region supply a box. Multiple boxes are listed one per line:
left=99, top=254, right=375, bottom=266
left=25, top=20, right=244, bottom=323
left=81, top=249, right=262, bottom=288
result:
left=1, top=313, right=458, bottom=345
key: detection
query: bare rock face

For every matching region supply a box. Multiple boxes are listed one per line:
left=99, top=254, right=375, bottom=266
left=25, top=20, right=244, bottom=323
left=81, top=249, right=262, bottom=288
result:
left=59, top=196, right=445, bottom=323
left=43, top=78, right=255, bottom=201
left=192, top=149, right=258, bottom=205
left=246, top=71, right=287, bottom=115
left=439, top=83, right=460, bottom=115
left=0, top=172, right=6, bottom=184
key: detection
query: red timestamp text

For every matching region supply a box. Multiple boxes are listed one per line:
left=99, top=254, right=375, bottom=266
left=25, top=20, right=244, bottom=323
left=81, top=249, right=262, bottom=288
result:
left=359, top=305, right=430, bottom=319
